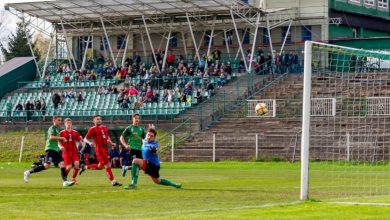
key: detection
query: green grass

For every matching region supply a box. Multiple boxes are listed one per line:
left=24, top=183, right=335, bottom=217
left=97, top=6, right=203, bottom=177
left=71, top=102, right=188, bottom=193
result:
left=0, top=162, right=389, bottom=219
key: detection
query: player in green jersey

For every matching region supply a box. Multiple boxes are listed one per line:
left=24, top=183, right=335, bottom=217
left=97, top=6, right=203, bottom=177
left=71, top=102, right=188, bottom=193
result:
left=120, top=113, right=154, bottom=177
left=24, top=116, right=75, bottom=187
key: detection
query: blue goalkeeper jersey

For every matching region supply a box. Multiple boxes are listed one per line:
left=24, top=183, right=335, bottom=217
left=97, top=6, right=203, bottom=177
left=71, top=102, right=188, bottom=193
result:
left=141, top=139, right=160, bottom=166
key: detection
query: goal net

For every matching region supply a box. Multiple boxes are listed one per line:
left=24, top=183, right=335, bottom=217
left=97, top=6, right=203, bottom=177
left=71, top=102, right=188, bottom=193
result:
left=301, top=41, right=390, bottom=203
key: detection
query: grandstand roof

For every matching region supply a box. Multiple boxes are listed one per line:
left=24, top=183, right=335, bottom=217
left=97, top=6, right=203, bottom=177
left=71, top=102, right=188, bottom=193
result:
left=5, top=0, right=258, bottom=23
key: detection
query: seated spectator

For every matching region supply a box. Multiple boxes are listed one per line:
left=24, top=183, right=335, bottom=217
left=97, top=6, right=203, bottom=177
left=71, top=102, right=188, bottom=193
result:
left=52, top=92, right=61, bottom=109
left=68, top=88, right=76, bottom=99
left=14, top=103, right=23, bottom=116
left=77, top=92, right=83, bottom=103
left=56, top=65, right=63, bottom=73
left=144, top=88, right=153, bottom=102
left=34, top=99, right=41, bottom=115
left=151, top=90, right=159, bottom=103
left=24, top=100, right=34, bottom=122
left=179, top=92, right=186, bottom=103
left=121, top=100, right=129, bottom=109
left=63, top=64, right=71, bottom=72
left=41, top=100, right=46, bottom=121
left=97, top=85, right=103, bottom=95
left=133, top=99, right=143, bottom=109
left=184, top=83, right=193, bottom=95
left=128, top=85, right=139, bottom=97
left=167, top=90, right=173, bottom=103
left=109, top=146, right=120, bottom=168
left=217, top=72, right=226, bottom=88
left=64, top=74, right=71, bottom=82
left=206, top=82, right=215, bottom=95
left=117, top=92, right=124, bottom=104
left=195, top=89, right=202, bottom=103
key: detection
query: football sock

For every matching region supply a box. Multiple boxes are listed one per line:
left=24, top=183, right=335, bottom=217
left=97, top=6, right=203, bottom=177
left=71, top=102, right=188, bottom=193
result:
left=60, top=167, right=68, bottom=182
left=87, top=164, right=99, bottom=169
left=72, top=168, right=79, bottom=179
left=105, top=168, right=114, bottom=181
left=160, top=178, right=180, bottom=187
left=29, top=165, right=45, bottom=173
left=131, top=163, right=139, bottom=185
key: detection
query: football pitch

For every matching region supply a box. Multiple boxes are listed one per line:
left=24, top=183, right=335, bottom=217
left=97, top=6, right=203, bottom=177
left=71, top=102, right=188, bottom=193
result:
left=0, top=162, right=389, bottom=220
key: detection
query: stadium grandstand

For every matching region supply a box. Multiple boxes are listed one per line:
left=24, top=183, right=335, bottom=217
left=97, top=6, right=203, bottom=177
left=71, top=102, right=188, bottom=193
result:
left=0, top=0, right=389, bottom=158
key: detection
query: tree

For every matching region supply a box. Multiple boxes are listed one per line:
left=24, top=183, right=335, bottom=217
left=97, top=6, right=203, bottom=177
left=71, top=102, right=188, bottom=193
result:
left=33, top=32, right=51, bottom=62
left=0, top=21, right=40, bottom=61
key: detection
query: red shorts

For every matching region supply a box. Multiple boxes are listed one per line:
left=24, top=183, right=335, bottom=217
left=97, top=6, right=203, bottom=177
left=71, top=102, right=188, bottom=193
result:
left=62, top=151, right=80, bottom=166
left=96, top=149, right=109, bottom=165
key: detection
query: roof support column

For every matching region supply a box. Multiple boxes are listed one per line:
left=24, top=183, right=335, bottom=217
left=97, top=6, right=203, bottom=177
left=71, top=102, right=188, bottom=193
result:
left=235, top=28, right=248, bottom=60
left=22, top=16, right=41, bottom=78
left=266, top=14, right=275, bottom=59
left=197, top=31, right=206, bottom=55
left=206, top=17, right=216, bottom=58
left=115, top=33, right=127, bottom=64
left=230, top=10, right=248, bottom=72
left=100, top=16, right=117, bottom=68
left=223, top=26, right=231, bottom=59
left=158, top=32, right=167, bottom=52
left=280, top=20, right=292, bottom=54
left=186, top=13, right=201, bottom=66
left=249, top=12, right=261, bottom=72
left=140, top=32, right=147, bottom=58
left=42, top=28, right=54, bottom=79
left=181, top=31, right=187, bottom=57
left=142, top=15, right=160, bottom=73
left=101, top=35, right=108, bottom=59
left=60, top=19, right=78, bottom=70
left=81, top=36, right=91, bottom=70
left=162, top=30, right=171, bottom=71
left=122, top=33, right=131, bottom=67
left=81, top=23, right=93, bottom=70
left=121, top=21, right=132, bottom=67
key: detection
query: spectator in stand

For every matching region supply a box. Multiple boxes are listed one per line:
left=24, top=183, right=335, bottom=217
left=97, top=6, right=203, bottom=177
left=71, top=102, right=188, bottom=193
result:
left=206, top=82, right=215, bottom=96
left=144, top=88, right=153, bottom=103
left=34, top=99, right=41, bottom=116
left=52, top=92, right=60, bottom=109
left=167, top=51, right=175, bottom=67
left=97, top=85, right=103, bottom=95
left=117, top=92, right=124, bottom=105
left=56, top=65, right=63, bottom=73
left=167, top=90, right=173, bottom=103
left=25, top=100, right=34, bottom=122
left=265, top=53, right=273, bottom=75
left=14, top=103, right=23, bottom=116
left=238, top=58, right=245, bottom=73
left=128, top=85, right=139, bottom=97
left=68, top=88, right=76, bottom=99
left=121, top=100, right=129, bottom=110
left=275, top=52, right=281, bottom=74
left=63, top=64, right=71, bottom=72
left=41, top=100, right=46, bottom=122
left=6, top=101, right=12, bottom=122
left=64, top=74, right=71, bottom=83
left=226, top=62, right=232, bottom=75
left=217, top=71, right=226, bottom=88
left=195, top=88, right=202, bottom=103
left=77, top=92, right=83, bottom=103
left=133, top=99, right=142, bottom=109
left=179, top=92, right=186, bottom=103
left=151, top=90, right=159, bottom=103
left=213, top=48, right=222, bottom=61
left=109, top=145, right=120, bottom=168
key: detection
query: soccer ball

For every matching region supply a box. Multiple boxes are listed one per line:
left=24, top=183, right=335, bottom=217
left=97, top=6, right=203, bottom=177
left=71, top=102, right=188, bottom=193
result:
left=255, top=103, right=268, bottom=116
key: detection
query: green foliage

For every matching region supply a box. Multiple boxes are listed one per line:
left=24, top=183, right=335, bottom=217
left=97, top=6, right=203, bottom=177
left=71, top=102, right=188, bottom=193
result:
left=0, top=22, right=40, bottom=61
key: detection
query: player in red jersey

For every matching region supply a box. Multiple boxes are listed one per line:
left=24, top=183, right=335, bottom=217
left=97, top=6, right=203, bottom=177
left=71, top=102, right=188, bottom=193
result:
left=80, top=115, right=122, bottom=186
left=59, top=118, right=83, bottom=184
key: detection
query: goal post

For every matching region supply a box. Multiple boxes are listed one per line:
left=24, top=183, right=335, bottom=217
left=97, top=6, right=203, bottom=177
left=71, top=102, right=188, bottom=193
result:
left=300, top=41, right=390, bottom=202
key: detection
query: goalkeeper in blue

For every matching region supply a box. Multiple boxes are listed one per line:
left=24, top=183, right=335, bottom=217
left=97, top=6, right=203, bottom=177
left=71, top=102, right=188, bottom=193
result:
left=124, top=128, right=181, bottom=190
